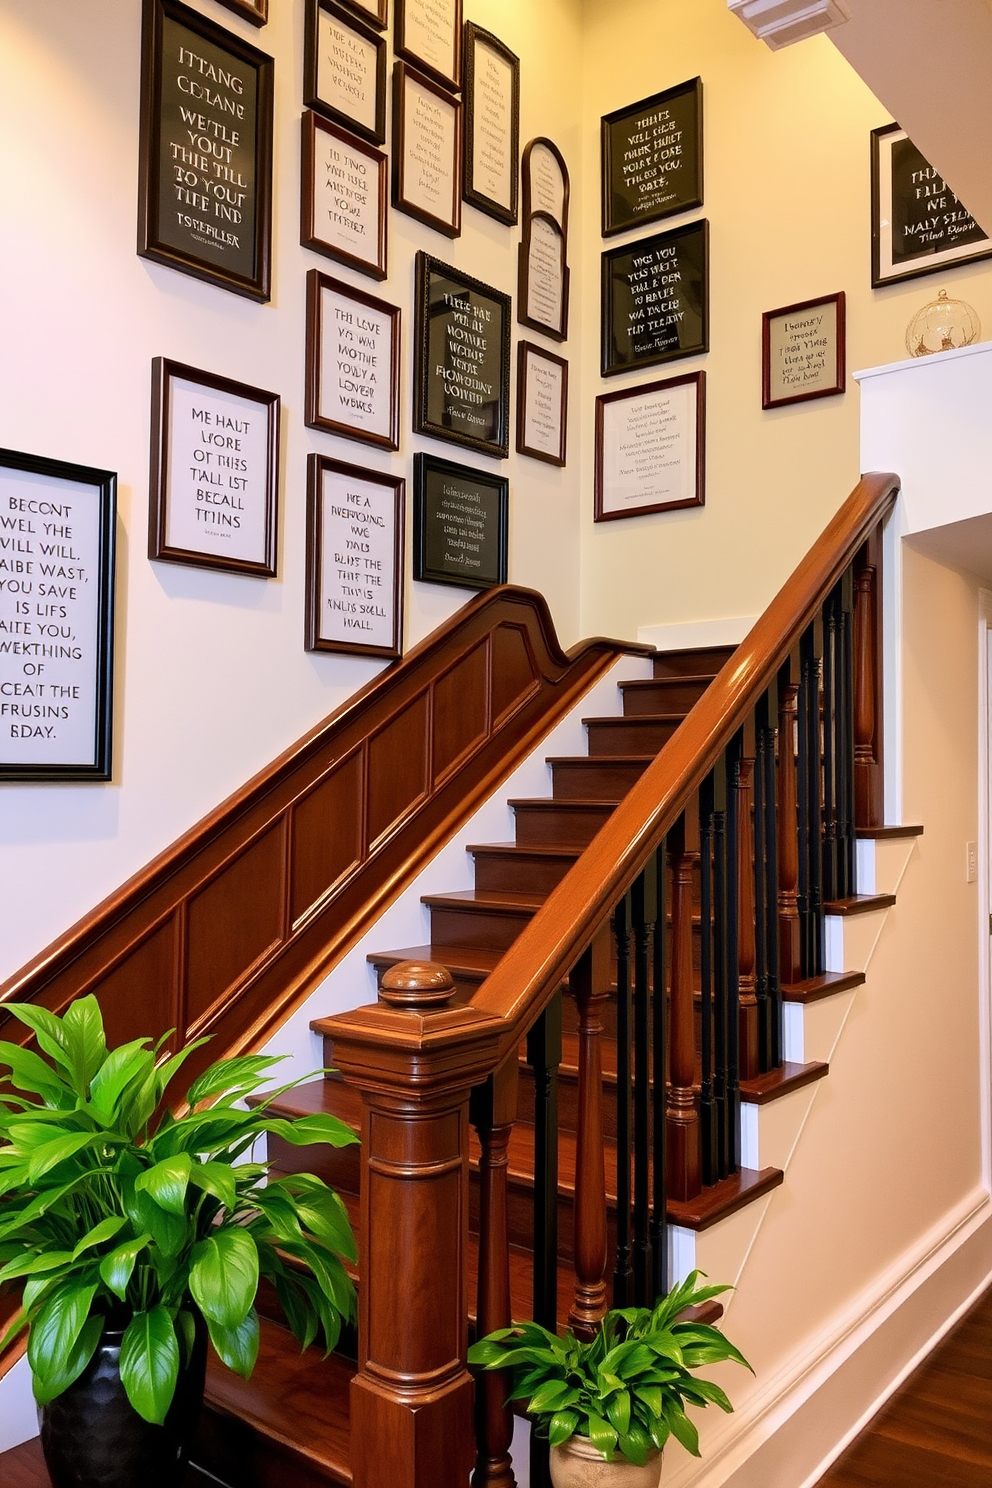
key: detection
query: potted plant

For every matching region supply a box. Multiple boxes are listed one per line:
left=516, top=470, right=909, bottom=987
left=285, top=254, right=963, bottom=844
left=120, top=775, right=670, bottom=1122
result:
left=468, top=1271, right=750, bottom=1487
left=0, top=994, right=359, bottom=1488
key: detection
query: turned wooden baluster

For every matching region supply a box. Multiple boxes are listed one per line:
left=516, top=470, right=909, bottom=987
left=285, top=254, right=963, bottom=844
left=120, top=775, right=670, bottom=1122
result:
left=777, top=660, right=803, bottom=986
left=568, top=936, right=611, bottom=1339
left=734, top=724, right=760, bottom=1082
left=853, top=543, right=883, bottom=830
left=666, top=817, right=701, bottom=1202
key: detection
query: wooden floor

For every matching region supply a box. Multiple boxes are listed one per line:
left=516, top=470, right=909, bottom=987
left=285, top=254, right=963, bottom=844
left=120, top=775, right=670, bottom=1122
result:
left=0, top=1435, right=215, bottom=1487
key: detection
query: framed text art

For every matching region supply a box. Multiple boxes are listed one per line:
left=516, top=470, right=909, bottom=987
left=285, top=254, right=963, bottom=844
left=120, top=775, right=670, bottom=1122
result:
left=337, top=0, right=388, bottom=32
left=149, top=358, right=280, bottom=577
left=301, top=110, right=388, bottom=280
left=601, top=219, right=709, bottom=377
left=516, top=342, right=567, bottom=467
left=306, top=270, right=400, bottom=450
left=214, top=0, right=268, bottom=24
left=138, top=0, right=274, bottom=301
left=522, top=137, right=569, bottom=240
left=463, top=24, right=519, bottom=226
left=762, top=292, right=846, bottom=410
left=518, top=213, right=568, bottom=342
left=413, top=453, right=507, bottom=590
left=0, top=447, right=116, bottom=781
left=392, top=62, right=462, bottom=238
left=413, top=253, right=511, bottom=459
left=595, top=371, right=705, bottom=522
left=870, top=124, right=992, bottom=287
left=602, top=78, right=703, bottom=238
left=306, top=456, right=404, bottom=659
left=304, top=0, right=387, bottom=146
left=396, top=0, right=462, bottom=92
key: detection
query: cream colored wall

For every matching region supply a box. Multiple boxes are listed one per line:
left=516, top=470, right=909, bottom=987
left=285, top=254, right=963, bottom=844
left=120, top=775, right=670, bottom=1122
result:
left=576, top=0, right=992, bottom=639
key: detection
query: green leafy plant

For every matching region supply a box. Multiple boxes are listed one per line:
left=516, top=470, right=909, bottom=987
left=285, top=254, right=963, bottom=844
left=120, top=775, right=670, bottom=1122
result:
left=0, top=995, right=359, bottom=1426
left=468, top=1272, right=750, bottom=1466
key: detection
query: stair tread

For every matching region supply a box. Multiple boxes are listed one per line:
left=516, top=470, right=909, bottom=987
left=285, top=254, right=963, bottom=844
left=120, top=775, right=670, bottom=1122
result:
left=0, top=1439, right=218, bottom=1488
left=467, top=842, right=582, bottom=860
left=508, top=797, right=622, bottom=810
left=621, top=674, right=717, bottom=689
left=365, top=943, right=503, bottom=978
left=421, top=888, right=547, bottom=911
left=667, top=1166, right=784, bottom=1231
left=855, top=823, right=924, bottom=839
left=583, top=713, right=688, bottom=725
left=739, top=1060, right=829, bottom=1104
left=546, top=754, right=655, bottom=765
left=822, top=892, right=896, bottom=915
left=782, top=969, right=866, bottom=1003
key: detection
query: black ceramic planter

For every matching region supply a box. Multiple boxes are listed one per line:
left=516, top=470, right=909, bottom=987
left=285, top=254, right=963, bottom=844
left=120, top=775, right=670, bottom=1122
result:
left=38, top=1318, right=207, bottom=1488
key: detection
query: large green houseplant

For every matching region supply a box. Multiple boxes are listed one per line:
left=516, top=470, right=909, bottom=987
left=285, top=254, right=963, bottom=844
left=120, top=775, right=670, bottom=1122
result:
left=469, top=1272, right=750, bottom=1487
left=0, top=995, right=358, bottom=1488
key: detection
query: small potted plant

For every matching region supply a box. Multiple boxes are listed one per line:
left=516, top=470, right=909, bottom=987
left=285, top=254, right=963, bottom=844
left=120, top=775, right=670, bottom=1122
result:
left=0, top=994, right=359, bottom=1488
left=468, top=1272, right=750, bottom=1487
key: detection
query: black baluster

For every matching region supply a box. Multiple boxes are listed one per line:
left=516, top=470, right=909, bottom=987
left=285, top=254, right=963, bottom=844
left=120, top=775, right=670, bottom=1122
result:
left=527, top=993, right=561, bottom=1488
left=760, top=685, right=783, bottom=1070
left=699, top=773, right=717, bottom=1184
left=650, top=843, right=669, bottom=1303
left=753, top=704, right=770, bottom=1075
left=631, top=866, right=655, bottom=1305
left=725, top=734, right=741, bottom=1175
left=712, top=762, right=729, bottom=1180
left=807, top=618, right=824, bottom=976
left=613, top=893, right=633, bottom=1306
left=822, top=587, right=839, bottom=905
left=839, top=567, right=857, bottom=897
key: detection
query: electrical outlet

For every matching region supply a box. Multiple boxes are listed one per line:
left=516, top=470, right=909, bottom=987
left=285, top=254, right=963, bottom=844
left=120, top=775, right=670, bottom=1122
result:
left=967, top=842, right=978, bottom=883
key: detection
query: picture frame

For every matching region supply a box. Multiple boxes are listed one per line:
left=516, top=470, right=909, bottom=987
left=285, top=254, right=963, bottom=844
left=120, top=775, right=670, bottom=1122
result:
left=413, top=252, right=511, bottom=459
left=336, top=0, right=387, bottom=31
left=138, top=0, right=274, bottom=302
left=149, top=357, right=280, bottom=577
left=601, top=77, right=703, bottom=238
left=213, top=0, right=268, bottom=24
left=305, top=270, right=400, bottom=450
left=522, top=137, right=569, bottom=240
left=392, top=62, right=463, bottom=238
left=516, top=342, right=567, bottom=467
left=518, top=212, right=569, bottom=342
left=601, top=219, right=709, bottom=377
left=304, top=0, right=387, bottom=146
left=396, top=0, right=463, bottom=93
left=413, top=453, right=508, bottom=591
left=306, top=455, right=404, bottom=659
left=0, top=447, right=116, bottom=782
left=301, top=110, right=389, bottom=280
left=870, top=123, right=992, bottom=287
left=762, top=292, right=846, bottom=410
left=463, top=23, right=519, bottom=226
left=595, top=371, right=705, bottom=523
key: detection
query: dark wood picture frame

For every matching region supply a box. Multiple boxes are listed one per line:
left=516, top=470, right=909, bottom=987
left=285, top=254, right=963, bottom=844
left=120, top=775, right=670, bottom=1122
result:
left=335, top=0, right=388, bottom=30
left=393, top=62, right=463, bottom=238
left=413, top=453, right=508, bottom=591
left=518, top=212, right=569, bottom=343
left=304, top=0, right=387, bottom=146
left=601, top=77, right=703, bottom=238
left=301, top=110, right=389, bottom=280
left=149, top=357, right=280, bottom=577
left=522, top=137, right=569, bottom=240
left=601, top=219, right=709, bottom=377
left=414, top=253, right=512, bottom=459
left=0, top=447, right=116, bottom=782
left=213, top=0, right=268, bottom=24
left=463, top=23, right=519, bottom=226
left=762, top=292, right=846, bottom=410
left=595, top=371, right=705, bottom=523
left=870, top=122, right=992, bottom=287
left=396, top=0, right=463, bottom=92
left=516, top=341, right=567, bottom=467
left=138, top=0, right=274, bottom=302
left=306, top=455, right=404, bottom=659
left=305, top=270, right=400, bottom=450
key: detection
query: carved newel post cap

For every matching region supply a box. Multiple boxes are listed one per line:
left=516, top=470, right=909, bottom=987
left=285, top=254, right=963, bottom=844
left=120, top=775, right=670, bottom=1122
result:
left=378, top=960, right=457, bottom=1010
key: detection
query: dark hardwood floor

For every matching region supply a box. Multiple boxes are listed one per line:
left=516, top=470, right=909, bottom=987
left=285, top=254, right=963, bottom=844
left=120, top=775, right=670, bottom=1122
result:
left=0, top=1435, right=215, bottom=1487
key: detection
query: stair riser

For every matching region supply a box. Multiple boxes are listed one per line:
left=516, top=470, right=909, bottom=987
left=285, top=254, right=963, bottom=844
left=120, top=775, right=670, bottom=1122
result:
left=652, top=647, right=734, bottom=678
left=194, top=1409, right=346, bottom=1488
left=269, top=1132, right=361, bottom=1194
left=471, top=850, right=578, bottom=895
left=512, top=802, right=616, bottom=847
left=585, top=719, right=682, bottom=756
left=469, top=1169, right=618, bottom=1265
left=428, top=903, right=535, bottom=951
left=551, top=759, right=649, bottom=800
left=621, top=680, right=713, bottom=715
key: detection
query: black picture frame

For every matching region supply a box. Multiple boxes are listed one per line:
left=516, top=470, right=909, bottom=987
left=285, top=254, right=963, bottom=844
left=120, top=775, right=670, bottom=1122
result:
left=214, top=0, right=268, bottom=24
left=304, top=0, right=387, bottom=146
left=305, top=270, right=401, bottom=450
left=396, top=0, right=463, bottom=92
left=762, top=292, right=846, bottom=410
left=518, top=212, right=569, bottom=343
left=522, top=137, right=569, bottom=240
left=301, top=110, right=389, bottom=280
left=413, top=252, right=511, bottom=459
left=601, top=219, right=709, bottom=377
left=463, top=23, right=519, bottom=226
left=138, top=0, right=274, bottom=302
left=149, top=358, right=280, bottom=577
left=0, top=447, right=116, bottom=782
left=413, top=453, right=508, bottom=591
left=306, top=455, right=404, bottom=659
left=601, top=78, right=703, bottom=238
left=870, top=123, right=992, bottom=287
left=392, top=62, right=463, bottom=239
left=595, top=371, right=705, bottom=522
left=516, top=341, right=568, bottom=468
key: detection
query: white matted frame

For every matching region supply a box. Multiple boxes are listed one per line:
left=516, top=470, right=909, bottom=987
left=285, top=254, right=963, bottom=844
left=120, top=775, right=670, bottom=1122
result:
left=305, top=269, right=400, bottom=451
left=516, top=342, right=567, bottom=467
left=306, top=454, right=404, bottom=658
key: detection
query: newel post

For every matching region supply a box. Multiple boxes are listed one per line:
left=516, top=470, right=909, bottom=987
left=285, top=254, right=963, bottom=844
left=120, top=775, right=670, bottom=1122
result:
left=322, top=961, right=504, bottom=1488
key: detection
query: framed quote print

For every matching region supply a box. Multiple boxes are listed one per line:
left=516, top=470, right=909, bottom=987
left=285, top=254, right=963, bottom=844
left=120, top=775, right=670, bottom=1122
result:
left=0, top=447, right=116, bottom=782
left=522, top=137, right=569, bottom=240
left=463, top=24, right=519, bottom=225
left=518, top=213, right=568, bottom=342
left=517, top=342, right=567, bottom=467
left=214, top=0, right=268, bottom=23
left=393, top=63, right=462, bottom=238
left=306, top=456, right=404, bottom=659
left=306, top=270, right=400, bottom=450
left=414, top=253, right=511, bottom=459
left=301, top=111, right=388, bottom=279
left=138, top=0, right=274, bottom=302
left=397, top=0, right=463, bottom=92
left=870, top=124, right=992, bottom=286
left=149, top=358, right=280, bottom=577
left=337, top=0, right=387, bottom=30
left=595, top=371, right=705, bottom=522
left=413, top=453, right=508, bottom=591
left=762, top=292, right=846, bottom=410
left=602, top=219, right=709, bottom=376
left=304, top=0, right=386, bottom=146
left=602, top=78, right=703, bottom=238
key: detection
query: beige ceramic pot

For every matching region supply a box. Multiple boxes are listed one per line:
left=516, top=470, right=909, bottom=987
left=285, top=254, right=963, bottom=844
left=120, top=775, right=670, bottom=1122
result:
left=549, top=1434, right=662, bottom=1488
